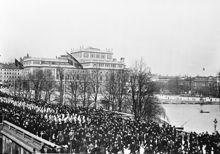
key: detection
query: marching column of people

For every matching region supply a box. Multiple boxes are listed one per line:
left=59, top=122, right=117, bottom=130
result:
left=0, top=91, right=220, bottom=154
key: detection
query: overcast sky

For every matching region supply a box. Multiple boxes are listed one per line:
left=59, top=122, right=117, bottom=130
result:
left=0, top=0, right=220, bottom=76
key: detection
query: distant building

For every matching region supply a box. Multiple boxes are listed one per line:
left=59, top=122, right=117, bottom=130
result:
left=22, top=47, right=126, bottom=82
left=154, top=74, right=218, bottom=96
left=70, top=46, right=126, bottom=70
left=69, top=47, right=127, bottom=93
left=22, top=55, right=76, bottom=80
left=192, top=76, right=218, bottom=89
left=0, top=63, right=22, bottom=85
left=156, top=75, right=177, bottom=84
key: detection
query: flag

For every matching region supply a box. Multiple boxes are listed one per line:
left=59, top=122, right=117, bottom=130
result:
left=15, top=59, right=24, bottom=69
left=66, top=52, right=83, bottom=69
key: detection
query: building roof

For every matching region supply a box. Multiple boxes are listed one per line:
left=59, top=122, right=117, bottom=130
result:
left=71, top=46, right=113, bottom=54
left=23, top=57, right=68, bottom=63
left=194, top=76, right=217, bottom=82
left=0, top=63, right=20, bottom=70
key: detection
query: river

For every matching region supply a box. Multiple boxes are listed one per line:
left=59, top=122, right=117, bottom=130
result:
left=162, top=104, right=220, bottom=133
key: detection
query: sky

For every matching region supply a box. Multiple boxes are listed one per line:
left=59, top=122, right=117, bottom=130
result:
left=0, top=0, right=220, bottom=76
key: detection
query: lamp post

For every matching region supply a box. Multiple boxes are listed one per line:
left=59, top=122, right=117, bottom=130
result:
left=214, top=118, right=217, bottom=133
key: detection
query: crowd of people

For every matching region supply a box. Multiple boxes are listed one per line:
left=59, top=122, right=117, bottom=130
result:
left=0, top=90, right=220, bottom=154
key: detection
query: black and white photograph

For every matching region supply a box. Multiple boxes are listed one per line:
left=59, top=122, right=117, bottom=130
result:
left=0, top=0, right=220, bottom=153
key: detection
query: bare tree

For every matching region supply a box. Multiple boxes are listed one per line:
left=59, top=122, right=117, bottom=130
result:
left=13, top=76, right=23, bottom=97
left=11, top=73, right=32, bottom=99
left=217, top=72, right=220, bottom=99
left=22, top=75, right=32, bottom=99
left=90, top=68, right=101, bottom=108
left=12, top=69, right=55, bottom=102
left=129, top=59, right=165, bottom=121
left=104, top=69, right=129, bottom=111
left=116, top=69, right=129, bottom=112
left=104, top=70, right=117, bottom=110
left=66, top=71, right=80, bottom=107
left=79, top=70, right=92, bottom=107
left=29, top=69, right=45, bottom=101
left=56, top=67, right=65, bottom=104
left=42, top=69, right=56, bottom=103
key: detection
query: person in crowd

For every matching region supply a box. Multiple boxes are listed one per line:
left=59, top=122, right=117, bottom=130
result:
left=40, top=144, right=46, bottom=153
left=1, top=90, right=220, bottom=154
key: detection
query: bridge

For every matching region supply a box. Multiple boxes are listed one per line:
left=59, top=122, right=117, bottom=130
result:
left=0, top=114, right=60, bottom=154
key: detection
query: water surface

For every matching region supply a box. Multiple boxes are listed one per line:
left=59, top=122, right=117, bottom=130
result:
left=162, top=104, right=220, bottom=133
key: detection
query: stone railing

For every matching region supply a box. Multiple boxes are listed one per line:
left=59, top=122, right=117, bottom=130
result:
left=1, top=120, right=60, bottom=153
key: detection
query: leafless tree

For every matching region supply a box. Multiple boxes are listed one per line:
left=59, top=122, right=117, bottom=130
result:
left=104, top=70, right=117, bottom=110
left=22, top=75, right=32, bottom=99
left=56, top=67, right=65, bottom=104
left=42, top=69, right=56, bottom=103
left=90, top=67, right=101, bottom=108
left=66, top=71, right=80, bottom=107
left=79, top=70, right=92, bottom=107
left=217, top=72, right=220, bottom=99
left=104, top=69, right=129, bottom=111
left=13, top=76, right=23, bottom=97
left=129, top=59, right=165, bottom=121
left=28, top=69, right=45, bottom=101
left=116, top=69, right=129, bottom=112
left=12, top=69, right=56, bottom=102
left=11, top=73, right=31, bottom=99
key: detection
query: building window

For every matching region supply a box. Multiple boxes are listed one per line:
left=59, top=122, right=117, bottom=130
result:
left=90, top=53, right=95, bottom=58
left=41, top=61, right=50, bottom=65
left=111, top=64, right=116, bottom=68
left=99, top=63, right=104, bottom=67
left=101, top=54, right=105, bottom=59
left=96, top=53, right=100, bottom=58
left=84, top=52, right=89, bottom=58
left=33, top=61, right=41, bottom=64
left=107, top=54, right=112, bottom=59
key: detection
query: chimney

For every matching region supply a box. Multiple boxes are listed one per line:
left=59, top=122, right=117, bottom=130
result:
left=120, top=57, right=125, bottom=63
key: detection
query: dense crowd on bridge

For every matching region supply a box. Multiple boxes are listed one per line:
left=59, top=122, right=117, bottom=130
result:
left=0, top=90, right=220, bottom=154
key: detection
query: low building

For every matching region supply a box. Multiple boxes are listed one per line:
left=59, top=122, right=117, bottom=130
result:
left=69, top=47, right=127, bottom=93
left=70, top=46, right=126, bottom=70
left=22, top=47, right=126, bottom=79
left=22, top=55, right=76, bottom=80
left=0, top=63, right=22, bottom=86
left=21, top=47, right=127, bottom=96
left=192, top=76, right=218, bottom=89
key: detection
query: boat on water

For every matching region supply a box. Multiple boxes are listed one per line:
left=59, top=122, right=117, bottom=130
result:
left=200, top=110, right=210, bottom=113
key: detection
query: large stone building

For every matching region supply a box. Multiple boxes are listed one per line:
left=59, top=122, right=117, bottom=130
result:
left=0, top=63, right=22, bottom=86
left=154, top=74, right=219, bottom=96
left=21, top=47, right=126, bottom=97
left=22, top=47, right=126, bottom=81
left=70, top=46, right=125, bottom=70
left=22, top=54, right=76, bottom=80
left=22, top=46, right=126, bottom=71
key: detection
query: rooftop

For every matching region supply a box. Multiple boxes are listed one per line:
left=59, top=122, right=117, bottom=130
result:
left=23, top=56, right=68, bottom=62
left=0, top=63, right=19, bottom=69
left=71, top=46, right=113, bottom=54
